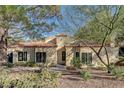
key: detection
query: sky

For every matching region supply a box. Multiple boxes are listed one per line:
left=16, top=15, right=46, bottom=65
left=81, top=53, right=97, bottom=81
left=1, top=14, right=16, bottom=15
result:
left=43, top=5, right=87, bottom=37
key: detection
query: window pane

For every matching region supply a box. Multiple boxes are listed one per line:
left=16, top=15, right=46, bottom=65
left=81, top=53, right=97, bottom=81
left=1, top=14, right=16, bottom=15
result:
left=119, top=47, right=124, bottom=57
left=18, top=52, right=23, bottom=61
left=36, top=52, right=41, bottom=62
left=43, top=52, right=46, bottom=63
left=82, top=53, right=87, bottom=64
left=41, top=52, right=44, bottom=62
left=87, top=53, right=92, bottom=64
left=62, top=51, right=66, bottom=61
left=76, top=52, right=80, bottom=58
left=36, top=52, right=46, bottom=63
left=23, top=52, right=27, bottom=61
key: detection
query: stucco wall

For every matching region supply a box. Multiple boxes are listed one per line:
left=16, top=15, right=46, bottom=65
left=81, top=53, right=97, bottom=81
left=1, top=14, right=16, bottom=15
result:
left=8, top=46, right=119, bottom=67
left=35, top=47, right=57, bottom=64
left=65, top=46, right=119, bottom=66
left=65, top=47, right=80, bottom=66
left=8, top=47, right=57, bottom=64
left=57, top=48, right=66, bottom=65
left=7, top=47, right=35, bottom=63
left=0, top=49, right=6, bottom=62
left=92, top=47, right=119, bottom=66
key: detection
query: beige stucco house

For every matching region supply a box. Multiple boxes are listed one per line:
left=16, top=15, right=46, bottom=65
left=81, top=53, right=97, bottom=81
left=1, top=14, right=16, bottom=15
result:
left=7, top=34, right=121, bottom=67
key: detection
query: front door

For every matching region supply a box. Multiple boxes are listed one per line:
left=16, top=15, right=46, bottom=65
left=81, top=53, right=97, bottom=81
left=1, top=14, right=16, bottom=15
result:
left=7, top=52, right=13, bottom=63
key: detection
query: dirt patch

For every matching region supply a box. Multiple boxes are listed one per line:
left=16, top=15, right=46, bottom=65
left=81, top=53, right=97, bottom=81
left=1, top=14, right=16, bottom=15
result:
left=3, top=66, right=124, bottom=88
left=58, top=68, right=124, bottom=88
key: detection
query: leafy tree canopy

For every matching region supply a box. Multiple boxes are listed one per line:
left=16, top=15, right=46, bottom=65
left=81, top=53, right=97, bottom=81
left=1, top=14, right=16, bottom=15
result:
left=0, top=5, right=61, bottom=43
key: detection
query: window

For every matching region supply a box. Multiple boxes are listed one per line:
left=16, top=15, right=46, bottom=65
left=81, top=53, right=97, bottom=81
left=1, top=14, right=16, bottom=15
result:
left=42, top=52, right=46, bottom=62
left=62, top=51, right=66, bottom=61
left=23, top=52, right=27, bottom=61
left=36, top=52, right=46, bottom=63
left=82, top=53, right=92, bottom=64
left=36, top=52, right=41, bottom=62
left=18, top=52, right=27, bottom=61
left=76, top=52, right=80, bottom=58
left=119, top=47, right=124, bottom=57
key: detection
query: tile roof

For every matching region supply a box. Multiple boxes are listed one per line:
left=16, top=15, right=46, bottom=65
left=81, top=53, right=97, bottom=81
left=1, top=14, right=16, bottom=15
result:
left=9, top=41, right=57, bottom=48
left=65, top=40, right=110, bottom=47
left=56, top=33, right=67, bottom=37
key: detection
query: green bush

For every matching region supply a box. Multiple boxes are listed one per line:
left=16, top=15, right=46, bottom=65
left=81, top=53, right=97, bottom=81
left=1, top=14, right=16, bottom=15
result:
left=80, top=70, right=92, bottom=81
left=111, top=66, right=124, bottom=80
left=6, top=63, right=14, bottom=68
left=0, top=68, right=61, bottom=88
left=71, top=57, right=82, bottom=69
left=24, top=61, right=36, bottom=67
left=14, top=61, right=37, bottom=67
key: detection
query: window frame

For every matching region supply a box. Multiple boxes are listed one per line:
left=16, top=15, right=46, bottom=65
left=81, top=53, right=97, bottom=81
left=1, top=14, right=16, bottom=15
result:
left=119, top=47, right=124, bottom=57
left=75, top=52, right=80, bottom=58
left=62, top=51, right=66, bottom=61
left=36, top=52, right=46, bottom=63
left=18, top=52, right=27, bottom=61
left=82, top=52, right=92, bottom=64
left=23, top=52, right=27, bottom=61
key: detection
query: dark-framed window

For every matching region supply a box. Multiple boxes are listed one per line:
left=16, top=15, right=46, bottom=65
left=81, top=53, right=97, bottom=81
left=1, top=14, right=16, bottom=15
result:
left=82, top=53, right=92, bottom=64
left=119, top=47, right=124, bottom=57
left=18, top=52, right=27, bottom=61
left=62, top=51, right=66, bottom=61
left=36, top=52, right=46, bottom=63
left=23, top=52, right=27, bottom=61
left=76, top=52, right=80, bottom=58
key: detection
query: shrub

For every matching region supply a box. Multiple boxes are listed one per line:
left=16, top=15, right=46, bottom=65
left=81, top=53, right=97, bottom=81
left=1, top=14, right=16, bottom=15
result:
left=24, top=61, right=36, bottom=67
left=6, top=63, right=14, bottom=68
left=66, top=66, right=76, bottom=70
left=80, top=70, right=92, bottom=81
left=111, top=66, right=124, bottom=80
left=71, top=57, right=82, bottom=69
left=0, top=67, right=61, bottom=88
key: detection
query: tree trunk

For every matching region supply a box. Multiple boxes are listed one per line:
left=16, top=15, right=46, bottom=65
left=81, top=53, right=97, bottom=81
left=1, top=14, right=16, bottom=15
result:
left=0, top=29, right=8, bottom=63
left=107, top=65, right=111, bottom=73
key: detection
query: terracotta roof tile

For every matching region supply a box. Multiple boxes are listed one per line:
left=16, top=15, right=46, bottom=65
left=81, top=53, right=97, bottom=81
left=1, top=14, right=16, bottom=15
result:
left=9, top=41, right=57, bottom=48
left=56, top=33, right=67, bottom=37
left=65, top=40, right=110, bottom=47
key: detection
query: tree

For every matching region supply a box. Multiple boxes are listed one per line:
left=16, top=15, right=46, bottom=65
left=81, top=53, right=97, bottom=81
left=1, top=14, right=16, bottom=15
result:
left=62, top=6, right=123, bottom=73
left=0, top=5, right=60, bottom=62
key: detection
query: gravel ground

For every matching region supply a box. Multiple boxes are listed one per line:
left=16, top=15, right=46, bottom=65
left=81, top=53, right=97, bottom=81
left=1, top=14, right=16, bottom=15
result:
left=58, top=68, right=124, bottom=88
left=7, top=65, right=124, bottom=88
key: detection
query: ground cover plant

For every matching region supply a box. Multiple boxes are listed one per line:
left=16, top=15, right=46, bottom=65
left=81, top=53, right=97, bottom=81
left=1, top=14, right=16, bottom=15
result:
left=0, top=67, right=61, bottom=88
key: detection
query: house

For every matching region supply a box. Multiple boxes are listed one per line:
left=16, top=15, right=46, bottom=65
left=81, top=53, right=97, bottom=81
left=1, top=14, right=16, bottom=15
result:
left=7, top=34, right=120, bottom=67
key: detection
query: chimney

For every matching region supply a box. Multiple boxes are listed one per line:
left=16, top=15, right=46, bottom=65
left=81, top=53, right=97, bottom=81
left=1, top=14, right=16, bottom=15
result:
left=56, top=33, right=67, bottom=47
